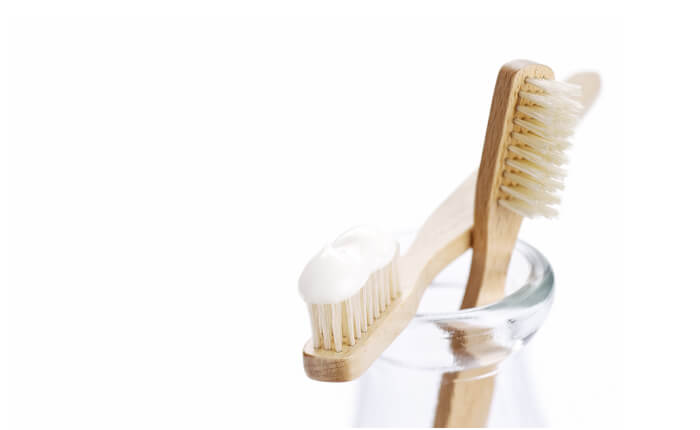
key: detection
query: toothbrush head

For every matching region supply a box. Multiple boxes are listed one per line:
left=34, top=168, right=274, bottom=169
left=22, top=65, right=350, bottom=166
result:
left=298, top=226, right=400, bottom=353
left=497, top=75, right=583, bottom=218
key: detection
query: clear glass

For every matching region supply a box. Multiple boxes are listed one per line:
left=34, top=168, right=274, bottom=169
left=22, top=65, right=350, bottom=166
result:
left=354, top=238, right=554, bottom=427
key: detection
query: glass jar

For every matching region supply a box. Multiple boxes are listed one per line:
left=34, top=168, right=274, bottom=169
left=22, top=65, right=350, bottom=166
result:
left=354, top=239, right=554, bottom=427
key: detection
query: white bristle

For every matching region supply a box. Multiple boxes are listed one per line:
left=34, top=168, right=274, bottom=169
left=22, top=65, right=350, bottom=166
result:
left=307, top=252, right=400, bottom=352
left=498, top=78, right=583, bottom=218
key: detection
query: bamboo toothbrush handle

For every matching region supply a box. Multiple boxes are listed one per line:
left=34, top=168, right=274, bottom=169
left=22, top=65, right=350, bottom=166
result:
left=461, top=211, right=522, bottom=307
left=433, top=366, right=497, bottom=428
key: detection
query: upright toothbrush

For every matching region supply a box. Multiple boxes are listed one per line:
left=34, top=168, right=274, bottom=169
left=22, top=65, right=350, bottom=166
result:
left=462, top=60, right=582, bottom=308
left=435, top=60, right=584, bottom=427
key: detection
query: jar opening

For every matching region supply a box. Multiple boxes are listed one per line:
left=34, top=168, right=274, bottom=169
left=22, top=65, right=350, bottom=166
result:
left=376, top=238, right=555, bottom=372
left=392, top=234, right=554, bottom=322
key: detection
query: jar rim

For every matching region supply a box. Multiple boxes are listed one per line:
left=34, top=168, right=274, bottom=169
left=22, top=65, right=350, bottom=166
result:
left=411, top=239, right=554, bottom=322
left=378, top=236, right=555, bottom=372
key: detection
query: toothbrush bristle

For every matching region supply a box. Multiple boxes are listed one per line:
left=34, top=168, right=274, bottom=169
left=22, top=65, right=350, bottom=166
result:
left=307, top=253, right=400, bottom=352
left=499, top=78, right=583, bottom=218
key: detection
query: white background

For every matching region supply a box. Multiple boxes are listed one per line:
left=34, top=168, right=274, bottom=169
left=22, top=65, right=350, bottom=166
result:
left=2, top=2, right=698, bottom=429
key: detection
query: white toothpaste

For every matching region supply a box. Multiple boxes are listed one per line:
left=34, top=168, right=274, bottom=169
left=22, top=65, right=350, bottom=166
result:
left=298, top=226, right=398, bottom=305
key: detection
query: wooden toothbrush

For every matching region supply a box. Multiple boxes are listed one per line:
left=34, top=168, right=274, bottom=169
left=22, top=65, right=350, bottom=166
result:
left=434, top=60, right=584, bottom=427
left=302, top=171, right=478, bottom=382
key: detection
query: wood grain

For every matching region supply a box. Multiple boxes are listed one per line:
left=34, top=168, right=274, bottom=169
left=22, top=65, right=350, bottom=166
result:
left=433, top=365, right=497, bottom=428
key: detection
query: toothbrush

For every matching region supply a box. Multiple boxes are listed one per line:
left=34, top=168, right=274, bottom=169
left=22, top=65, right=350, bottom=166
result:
left=301, top=171, right=479, bottom=381
left=300, top=62, right=593, bottom=387
left=460, top=60, right=583, bottom=308
left=435, top=60, right=584, bottom=427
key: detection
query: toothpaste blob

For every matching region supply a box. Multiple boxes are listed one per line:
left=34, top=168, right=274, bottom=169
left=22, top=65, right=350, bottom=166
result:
left=333, top=226, right=397, bottom=271
left=298, top=226, right=399, bottom=305
left=297, top=245, right=368, bottom=305
left=299, top=226, right=401, bottom=351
